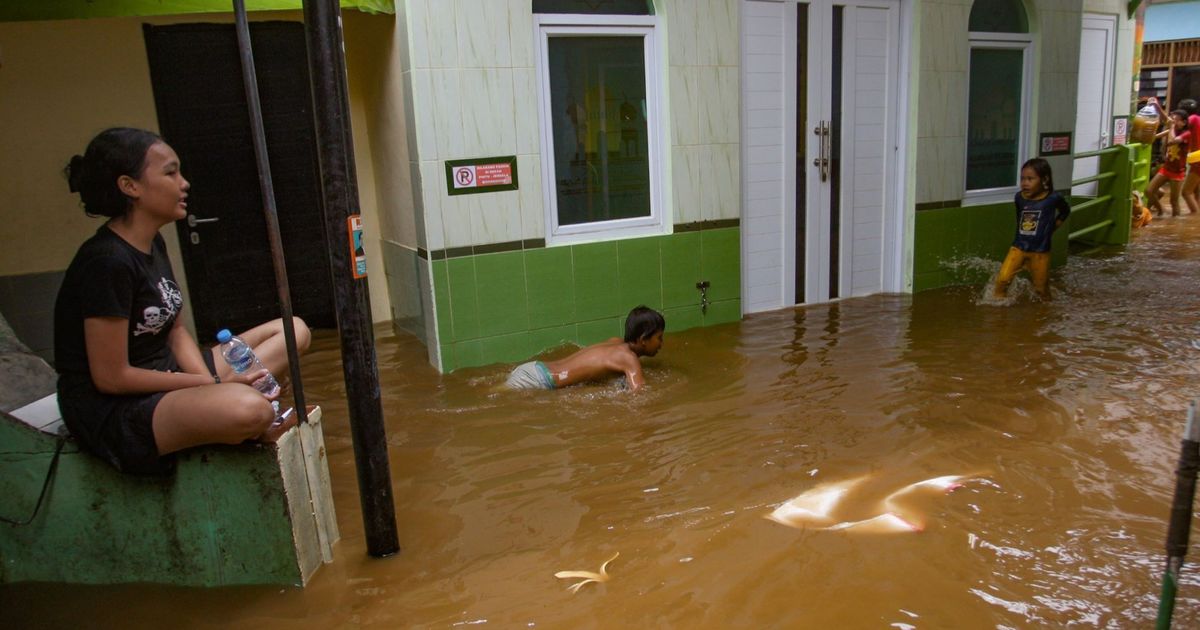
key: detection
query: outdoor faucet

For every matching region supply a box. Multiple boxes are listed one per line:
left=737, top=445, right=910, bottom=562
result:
left=696, top=280, right=710, bottom=314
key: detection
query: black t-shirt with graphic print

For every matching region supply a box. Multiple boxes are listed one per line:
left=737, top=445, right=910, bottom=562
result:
left=54, top=225, right=183, bottom=377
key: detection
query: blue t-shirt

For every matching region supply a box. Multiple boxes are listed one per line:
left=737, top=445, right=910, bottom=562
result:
left=1012, top=191, right=1071, bottom=253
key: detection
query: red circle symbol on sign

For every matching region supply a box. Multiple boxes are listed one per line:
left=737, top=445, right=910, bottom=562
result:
left=456, top=167, right=474, bottom=186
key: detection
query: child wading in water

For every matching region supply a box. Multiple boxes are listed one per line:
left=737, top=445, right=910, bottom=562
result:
left=993, top=158, right=1071, bottom=300
left=1145, top=109, right=1192, bottom=216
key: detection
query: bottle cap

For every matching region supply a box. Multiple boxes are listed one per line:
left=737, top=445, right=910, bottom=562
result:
left=216, top=329, right=232, bottom=343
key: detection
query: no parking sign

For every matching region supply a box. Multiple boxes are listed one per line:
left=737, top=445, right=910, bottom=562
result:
left=445, top=156, right=519, bottom=196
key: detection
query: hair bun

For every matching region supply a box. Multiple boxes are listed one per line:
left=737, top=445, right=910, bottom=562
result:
left=66, top=155, right=85, bottom=193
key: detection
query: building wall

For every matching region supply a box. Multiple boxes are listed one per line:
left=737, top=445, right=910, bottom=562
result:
left=396, top=0, right=742, bottom=371
left=0, top=11, right=394, bottom=360
left=1083, top=0, right=1134, bottom=118
left=914, top=0, right=1086, bottom=209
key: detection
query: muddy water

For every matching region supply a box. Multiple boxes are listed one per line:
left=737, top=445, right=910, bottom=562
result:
left=6, top=218, right=1200, bottom=628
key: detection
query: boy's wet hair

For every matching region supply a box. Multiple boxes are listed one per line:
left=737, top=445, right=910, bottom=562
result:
left=65, top=127, right=162, bottom=219
left=624, top=305, right=665, bottom=343
left=1021, top=157, right=1054, bottom=193
left=1171, top=109, right=1189, bottom=123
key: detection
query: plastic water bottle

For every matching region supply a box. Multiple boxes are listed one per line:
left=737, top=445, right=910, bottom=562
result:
left=216, top=329, right=281, bottom=398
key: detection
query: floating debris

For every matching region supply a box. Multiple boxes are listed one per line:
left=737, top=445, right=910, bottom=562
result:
left=554, top=552, right=619, bottom=594
left=767, top=474, right=971, bottom=533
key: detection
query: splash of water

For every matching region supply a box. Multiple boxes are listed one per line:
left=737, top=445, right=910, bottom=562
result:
left=939, top=256, right=1044, bottom=306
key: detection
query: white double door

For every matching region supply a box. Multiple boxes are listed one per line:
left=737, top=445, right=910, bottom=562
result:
left=742, top=0, right=903, bottom=312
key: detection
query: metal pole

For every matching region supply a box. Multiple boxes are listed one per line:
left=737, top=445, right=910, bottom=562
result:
left=301, top=0, right=399, bottom=557
left=1157, top=399, right=1200, bottom=629
left=231, top=0, right=308, bottom=423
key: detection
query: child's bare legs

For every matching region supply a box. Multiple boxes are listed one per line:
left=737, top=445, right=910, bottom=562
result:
left=1184, top=169, right=1200, bottom=215
left=151, top=383, right=297, bottom=455
left=1167, top=180, right=1183, bottom=216
left=994, top=247, right=1025, bottom=298
left=1027, top=252, right=1052, bottom=300
left=1145, top=173, right=1168, bottom=215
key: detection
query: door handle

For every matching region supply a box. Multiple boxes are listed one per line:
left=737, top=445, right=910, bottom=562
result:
left=187, top=214, right=219, bottom=228
left=812, top=122, right=829, bottom=182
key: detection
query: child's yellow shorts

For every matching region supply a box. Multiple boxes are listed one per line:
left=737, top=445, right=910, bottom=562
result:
left=1189, top=149, right=1200, bottom=165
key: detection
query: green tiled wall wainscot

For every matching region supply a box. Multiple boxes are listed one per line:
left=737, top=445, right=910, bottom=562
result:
left=913, top=202, right=1070, bottom=292
left=433, top=228, right=741, bottom=371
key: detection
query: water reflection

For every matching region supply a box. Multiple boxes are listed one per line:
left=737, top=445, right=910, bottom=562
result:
left=5, top=220, right=1200, bottom=627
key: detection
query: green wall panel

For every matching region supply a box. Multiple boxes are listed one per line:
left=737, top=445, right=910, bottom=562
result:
left=446, top=258, right=481, bottom=342
left=529, top=325, right=577, bottom=353
left=700, top=229, right=741, bottom=301
left=661, top=231, right=702, bottom=308
left=481, top=331, right=534, bottom=365
left=453, top=340, right=484, bottom=371
left=474, top=252, right=529, bottom=337
left=577, top=317, right=622, bottom=345
left=663, top=305, right=703, bottom=331
left=705, top=299, right=741, bottom=326
left=432, top=260, right=453, bottom=342
left=525, top=247, right=576, bottom=328
left=617, top=236, right=664, bottom=310
left=572, top=242, right=622, bottom=321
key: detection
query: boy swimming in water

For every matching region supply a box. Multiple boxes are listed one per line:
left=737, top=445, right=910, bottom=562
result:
left=506, top=306, right=665, bottom=392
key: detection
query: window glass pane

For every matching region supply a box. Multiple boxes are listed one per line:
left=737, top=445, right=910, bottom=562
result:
left=534, top=0, right=653, bottom=15
left=966, top=48, right=1023, bottom=190
left=968, top=0, right=1028, bottom=33
left=548, top=36, right=651, bottom=226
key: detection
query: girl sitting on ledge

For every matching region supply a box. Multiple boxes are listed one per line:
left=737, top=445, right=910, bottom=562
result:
left=55, top=127, right=308, bottom=475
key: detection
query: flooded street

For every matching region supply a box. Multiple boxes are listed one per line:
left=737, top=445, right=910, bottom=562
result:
left=6, top=217, right=1200, bottom=628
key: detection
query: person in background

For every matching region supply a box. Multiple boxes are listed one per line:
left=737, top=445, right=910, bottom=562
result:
left=1145, top=109, right=1191, bottom=217
left=1153, top=97, right=1200, bottom=215
left=993, top=158, right=1071, bottom=300
left=55, top=127, right=309, bottom=475
left=506, top=306, right=665, bottom=392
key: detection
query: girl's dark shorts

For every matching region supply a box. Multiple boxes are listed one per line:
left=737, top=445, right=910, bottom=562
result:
left=58, top=381, right=173, bottom=477
left=58, top=350, right=220, bottom=476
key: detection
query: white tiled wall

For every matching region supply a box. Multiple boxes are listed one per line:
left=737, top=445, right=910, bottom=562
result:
left=403, top=0, right=544, bottom=248
left=663, top=0, right=742, bottom=224
left=400, top=0, right=742, bottom=252
left=913, top=0, right=1095, bottom=205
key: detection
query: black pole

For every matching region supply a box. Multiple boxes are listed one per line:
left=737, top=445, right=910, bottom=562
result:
left=1157, top=399, right=1200, bottom=629
left=301, top=0, right=399, bottom=557
left=231, top=0, right=308, bottom=423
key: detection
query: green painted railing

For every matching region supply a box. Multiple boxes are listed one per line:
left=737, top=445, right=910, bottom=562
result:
left=1066, top=144, right=1139, bottom=247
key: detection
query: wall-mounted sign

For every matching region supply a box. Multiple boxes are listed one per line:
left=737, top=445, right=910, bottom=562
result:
left=1111, top=116, right=1128, bottom=145
left=1038, top=131, right=1073, bottom=156
left=445, top=155, right=519, bottom=196
left=347, top=214, right=367, bottom=279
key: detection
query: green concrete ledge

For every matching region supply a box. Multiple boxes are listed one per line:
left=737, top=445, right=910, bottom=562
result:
left=0, top=407, right=338, bottom=586
left=0, top=0, right=393, bottom=22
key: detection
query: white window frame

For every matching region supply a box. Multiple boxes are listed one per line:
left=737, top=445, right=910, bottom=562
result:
left=534, top=14, right=666, bottom=245
left=963, top=31, right=1034, bottom=204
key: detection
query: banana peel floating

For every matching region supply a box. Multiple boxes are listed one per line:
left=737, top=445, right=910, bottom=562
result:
left=767, top=474, right=970, bottom=533
left=555, top=552, right=619, bottom=593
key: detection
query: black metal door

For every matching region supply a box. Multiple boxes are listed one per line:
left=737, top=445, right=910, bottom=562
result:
left=143, top=21, right=335, bottom=343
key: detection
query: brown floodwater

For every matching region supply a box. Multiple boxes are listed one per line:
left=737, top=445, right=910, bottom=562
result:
left=6, top=217, right=1200, bottom=628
